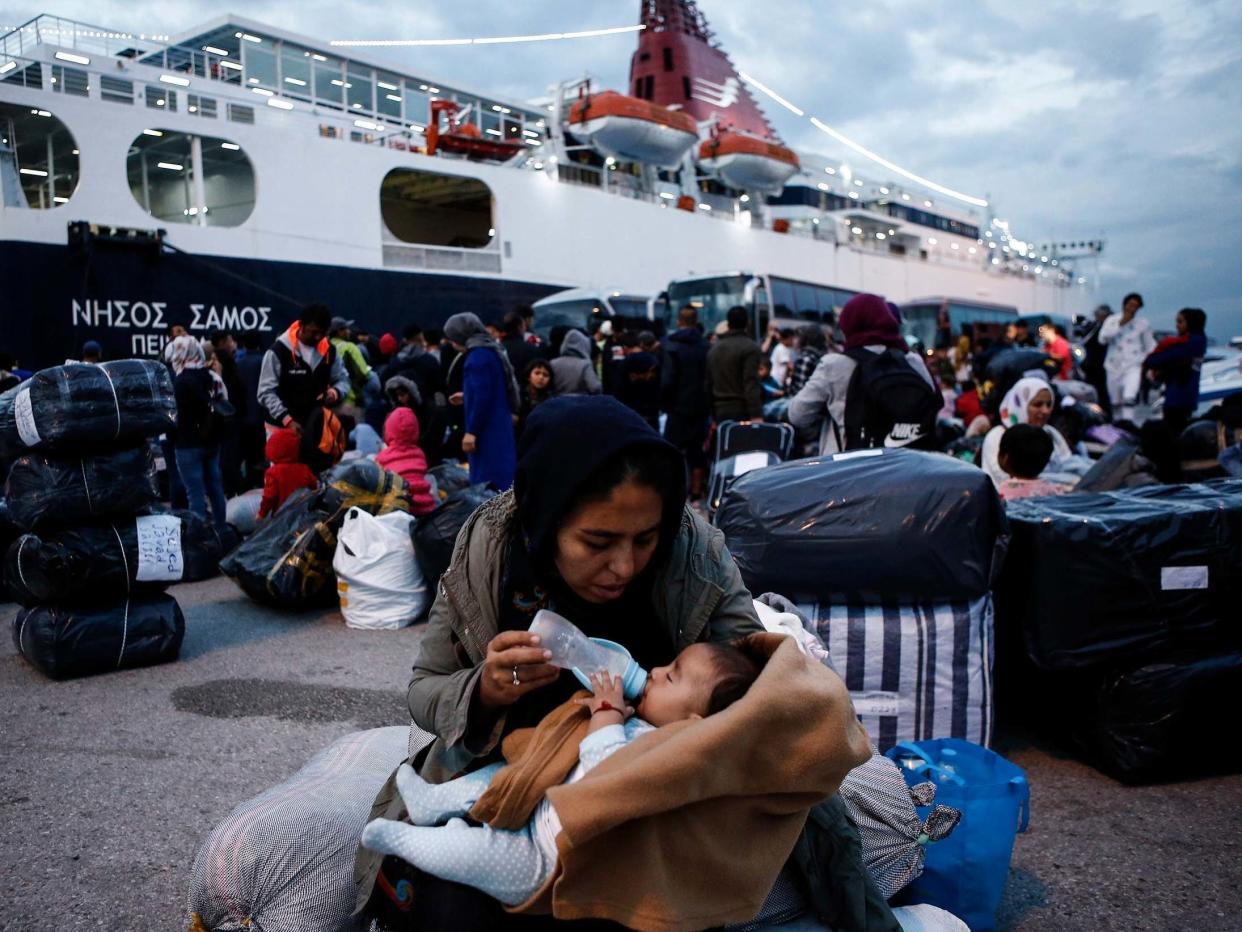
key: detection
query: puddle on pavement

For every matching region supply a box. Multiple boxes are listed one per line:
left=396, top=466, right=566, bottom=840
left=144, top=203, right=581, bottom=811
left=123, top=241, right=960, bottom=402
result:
left=172, top=678, right=406, bottom=729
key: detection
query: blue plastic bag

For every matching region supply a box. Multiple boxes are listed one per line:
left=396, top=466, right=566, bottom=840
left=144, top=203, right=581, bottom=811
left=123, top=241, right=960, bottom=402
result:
left=886, top=738, right=1030, bottom=931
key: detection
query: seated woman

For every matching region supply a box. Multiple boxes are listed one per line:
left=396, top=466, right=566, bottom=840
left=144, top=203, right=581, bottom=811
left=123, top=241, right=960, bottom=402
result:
left=980, top=377, right=1076, bottom=489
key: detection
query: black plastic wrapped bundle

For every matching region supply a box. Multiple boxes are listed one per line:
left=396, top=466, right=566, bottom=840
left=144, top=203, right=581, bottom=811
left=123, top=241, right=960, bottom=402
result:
left=12, top=593, right=185, bottom=679
left=4, top=509, right=223, bottom=605
left=0, top=360, right=176, bottom=457
left=997, top=480, right=1242, bottom=671
left=219, top=488, right=339, bottom=609
left=4, top=444, right=160, bottom=530
left=715, top=448, right=1007, bottom=601
left=414, top=485, right=498, bottom=588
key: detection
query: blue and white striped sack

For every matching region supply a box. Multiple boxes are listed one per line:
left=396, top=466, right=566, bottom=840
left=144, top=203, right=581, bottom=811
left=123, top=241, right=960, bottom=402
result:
left=795, top=595, right=995, bottom=754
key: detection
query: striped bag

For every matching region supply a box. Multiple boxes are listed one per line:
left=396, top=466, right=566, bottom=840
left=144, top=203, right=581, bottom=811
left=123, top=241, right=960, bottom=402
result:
left=796, top=595, right=995, bottom=753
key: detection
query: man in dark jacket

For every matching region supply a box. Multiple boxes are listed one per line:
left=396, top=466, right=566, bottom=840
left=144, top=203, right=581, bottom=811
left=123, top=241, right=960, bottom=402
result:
left=706, top=306, right=763, bottom=423
left=256, top=303, right=351, bottom=433
left=235, top=330, right=267, bottom=488
left=500, top=310, right=539, bottom=375
left=613, top=330, right=662, bottom=430
left=1080, top=304, right=1113, bottom=416
left=662, top=305, right=712, bottom=498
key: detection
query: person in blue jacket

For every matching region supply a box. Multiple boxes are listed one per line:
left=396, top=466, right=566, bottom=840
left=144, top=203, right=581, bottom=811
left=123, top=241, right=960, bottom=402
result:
left=1144, top=307, right=1208, bottom=435
left=443, top=312, right=520, bottom=490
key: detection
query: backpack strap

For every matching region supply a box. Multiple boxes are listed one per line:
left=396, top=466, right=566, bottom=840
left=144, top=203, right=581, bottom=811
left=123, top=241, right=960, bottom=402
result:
left=841, top=348, right=873, bottom=451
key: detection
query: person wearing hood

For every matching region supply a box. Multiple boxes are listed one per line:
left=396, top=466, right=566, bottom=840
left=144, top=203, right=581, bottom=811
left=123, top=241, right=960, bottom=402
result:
left=375, top=406, right=437, bottom=515
left=354, top=395, right=764, bottom=927
left=443, top=312, right=520, bottom=491
left=661, top=305, right=711, bottom=498
left=256, top=304, right=351, bottom=434
left=258, top=428, right=317, bottom=518
left=170, top=335, right=230, bottom=534
left=788, top=293, right=934, bottom=456
left=1144, top=307, right=1208, bottom=435
left=549, top=329, right=602, bottom=396
left=980, top=376, right=1074, bottom=488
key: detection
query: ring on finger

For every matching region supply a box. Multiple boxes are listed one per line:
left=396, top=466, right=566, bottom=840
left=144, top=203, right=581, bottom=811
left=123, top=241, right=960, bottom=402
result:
left=512, top=665, right=521, bottom=687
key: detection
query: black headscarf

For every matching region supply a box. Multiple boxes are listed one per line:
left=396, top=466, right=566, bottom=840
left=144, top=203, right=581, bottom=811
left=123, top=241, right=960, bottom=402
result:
left=499, top=396, right=686, bottom=676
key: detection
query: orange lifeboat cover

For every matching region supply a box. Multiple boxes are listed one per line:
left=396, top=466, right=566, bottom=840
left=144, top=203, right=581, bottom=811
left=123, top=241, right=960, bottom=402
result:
left=699, top=131, right=800, bottom=168
left=569, top=90, right=698, bottom=135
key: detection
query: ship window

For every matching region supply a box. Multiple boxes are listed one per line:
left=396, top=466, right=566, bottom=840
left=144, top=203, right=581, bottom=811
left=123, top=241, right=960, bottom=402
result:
left=2, top=61, right=41, bottom=89
left=643, top=75, right=654, bottom=99
left=682, top=76, right=691, bottom=100
left=126, top=129, right=255, bottom=227
left=188, top=95, right=218, bottom=118
left=0, top=102, right=80, bottom=209
left=404, top=85, right=429, bottom=125
left=244, top=44, right=278, bottom=91
left=634, top=78, right=643, bottom=98
left=280, top=46, right=312, bottom=100
left=146, top=86, right=177, bottom=111
left=314, top=56, right=344, bottom=108
left=227, top=103, right=254, bottom=124
left=376, top=72, right=402, bottom=121
left=100, top=75, right=134, bottom=104
left=347, top=65, right=373, bottom=113
left=51, top=65, right=89, bottom=97
left=663, top=48, right=674, bottom=71
left=381, top=168, right=494, bottom=249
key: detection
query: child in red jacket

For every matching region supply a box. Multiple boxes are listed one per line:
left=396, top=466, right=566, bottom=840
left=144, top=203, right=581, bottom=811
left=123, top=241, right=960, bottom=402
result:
left=258, top=428, right=318, bottom=518
left=375, top=407, right=437, bottom=515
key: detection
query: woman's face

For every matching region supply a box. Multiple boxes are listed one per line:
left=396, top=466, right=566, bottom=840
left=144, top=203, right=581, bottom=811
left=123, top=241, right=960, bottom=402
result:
left=1175, top=312, right=1187, bottom=336
left=529, top=366, right=551, bottom=391
left=1026, top=389, right=1053, bottom=427
left=394, top=388, right=412, bottom=406
left=554, top=478, right=663, bottom=604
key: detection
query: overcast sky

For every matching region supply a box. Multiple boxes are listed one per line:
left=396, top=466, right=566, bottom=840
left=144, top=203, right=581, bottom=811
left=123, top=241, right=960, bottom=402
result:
left=6, top=0, right=1241, bottom=339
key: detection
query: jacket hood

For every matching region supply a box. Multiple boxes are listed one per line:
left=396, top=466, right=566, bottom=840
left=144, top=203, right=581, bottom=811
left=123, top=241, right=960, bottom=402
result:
left=265, top=427, right=302, bottom=464
left=384, top=374, right=422, bottom=406
left=559, top=329, right=592, bottom=361
left=383, top=405, right=421, bottom=447
left=514, top=395, right=684, bottom=567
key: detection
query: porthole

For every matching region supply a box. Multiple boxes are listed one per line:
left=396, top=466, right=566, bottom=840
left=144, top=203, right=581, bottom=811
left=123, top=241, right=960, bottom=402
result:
left=380, top=167, right=493, bottom=248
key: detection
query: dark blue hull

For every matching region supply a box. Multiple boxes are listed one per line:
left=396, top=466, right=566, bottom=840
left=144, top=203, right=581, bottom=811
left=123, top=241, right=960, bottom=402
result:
left=2, top=239, right=564, bottom=370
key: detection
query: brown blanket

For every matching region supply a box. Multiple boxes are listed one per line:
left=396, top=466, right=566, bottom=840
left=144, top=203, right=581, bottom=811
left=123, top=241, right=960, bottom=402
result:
left=488, top=632, right=872, bottom=931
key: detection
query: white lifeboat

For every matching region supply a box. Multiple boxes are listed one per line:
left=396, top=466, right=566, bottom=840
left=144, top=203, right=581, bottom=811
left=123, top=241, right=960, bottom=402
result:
left=567, top=90, right=699, bottom=169
left=698, top=131, right=800, bottom=191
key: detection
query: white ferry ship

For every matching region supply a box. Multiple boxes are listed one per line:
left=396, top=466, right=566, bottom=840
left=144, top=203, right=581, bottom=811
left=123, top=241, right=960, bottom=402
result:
left=0, top=1, right=1101, bottom=368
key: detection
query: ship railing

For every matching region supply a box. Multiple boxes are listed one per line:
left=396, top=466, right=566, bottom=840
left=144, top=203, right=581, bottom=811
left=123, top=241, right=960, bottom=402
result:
left=0, top=15, right=161, bottom=61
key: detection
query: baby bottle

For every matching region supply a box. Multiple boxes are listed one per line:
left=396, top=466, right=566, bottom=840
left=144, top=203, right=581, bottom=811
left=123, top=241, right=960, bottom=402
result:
left=528, top=609, right=648, bottom=701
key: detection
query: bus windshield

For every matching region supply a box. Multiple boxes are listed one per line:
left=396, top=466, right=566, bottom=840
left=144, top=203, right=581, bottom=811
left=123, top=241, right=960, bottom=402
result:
left=666, top=274, right=750, bottom=334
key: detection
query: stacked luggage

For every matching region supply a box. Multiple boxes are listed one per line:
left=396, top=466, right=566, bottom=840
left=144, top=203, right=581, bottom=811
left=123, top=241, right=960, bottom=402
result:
left=0, top=361, right=213, bottom=679
left=996, top=479, right=1242, bottom=783
left=717, top=448, right=1007, bottom=752
left=707, top=420, right=794, bottom=519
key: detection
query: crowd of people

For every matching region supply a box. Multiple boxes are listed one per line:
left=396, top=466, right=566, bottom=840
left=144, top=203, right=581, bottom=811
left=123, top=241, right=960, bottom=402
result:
left=8, top=287, right=1211, bottom=531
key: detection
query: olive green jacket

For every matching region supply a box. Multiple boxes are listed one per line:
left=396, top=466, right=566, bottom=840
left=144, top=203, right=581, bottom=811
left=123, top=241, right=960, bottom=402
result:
left=354, top=489, right=761, bottom=913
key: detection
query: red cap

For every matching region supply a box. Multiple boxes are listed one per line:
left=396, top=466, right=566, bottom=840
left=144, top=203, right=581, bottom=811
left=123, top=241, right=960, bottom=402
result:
left=379, top=333, right=398, bottom=356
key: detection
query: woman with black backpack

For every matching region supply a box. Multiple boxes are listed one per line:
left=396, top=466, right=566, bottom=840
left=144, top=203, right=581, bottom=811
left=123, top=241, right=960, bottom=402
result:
left=170, top=335, right=231, bottom=534
left=787, top=294, right=938, bottom=456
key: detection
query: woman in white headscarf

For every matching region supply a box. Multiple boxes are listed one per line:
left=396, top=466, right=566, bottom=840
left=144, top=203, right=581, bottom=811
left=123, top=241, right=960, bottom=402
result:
left=980, top=377, right=1073, bottom=488
left=170, top=335, right=230, bottom=532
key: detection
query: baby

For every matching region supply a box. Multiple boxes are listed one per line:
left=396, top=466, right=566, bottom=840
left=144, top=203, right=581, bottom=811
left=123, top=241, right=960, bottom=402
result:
left=361, top=641, right=760, bottom=906
left=996, top=423, right=1069, bottom=501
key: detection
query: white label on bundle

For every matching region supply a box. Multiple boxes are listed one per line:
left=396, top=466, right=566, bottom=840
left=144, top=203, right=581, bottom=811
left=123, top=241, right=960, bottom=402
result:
left=832, top=449, right=883, bottom=462
left=733, top=452, right=769, bottom=475
left=13, top=386, right=40, bottom=447
left=1161, top=566, right=1208, bottom=590
left=135, top=514, right=184, bottom=581
left=850, top=690, right=903, bottom=718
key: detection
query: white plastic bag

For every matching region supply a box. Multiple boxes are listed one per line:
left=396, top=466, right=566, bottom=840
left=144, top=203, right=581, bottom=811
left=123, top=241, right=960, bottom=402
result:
left=332, top=506, right=426, bottom=629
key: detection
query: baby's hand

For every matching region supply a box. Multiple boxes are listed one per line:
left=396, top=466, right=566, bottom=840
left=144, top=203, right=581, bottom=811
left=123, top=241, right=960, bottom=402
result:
left=574, top=672, right=634, bottom=720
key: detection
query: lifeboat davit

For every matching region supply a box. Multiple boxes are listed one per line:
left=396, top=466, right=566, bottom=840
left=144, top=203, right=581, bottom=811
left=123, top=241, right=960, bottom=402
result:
left=567, top=90, right=699, bottom=169
left=698, top=131, right=800, bottom=192
left=426, top=99, right=524, bottom=161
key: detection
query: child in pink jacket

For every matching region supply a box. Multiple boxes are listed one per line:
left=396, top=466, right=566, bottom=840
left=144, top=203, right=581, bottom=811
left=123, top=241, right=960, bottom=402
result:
left=376, top=406, right=436, bottom=515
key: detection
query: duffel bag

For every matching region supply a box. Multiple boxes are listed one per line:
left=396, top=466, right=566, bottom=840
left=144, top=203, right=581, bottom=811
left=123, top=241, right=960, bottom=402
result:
left=5, top=510, right=223, bottom=605
left=4, top=443, right=160, bottom=530
left=413, top=484, right=496, bottom=588
left=12, top=593, right=185, bottom=679
left=716, top=448, right=1007, bottom=601
left=0, top=360, right=176, bottom=456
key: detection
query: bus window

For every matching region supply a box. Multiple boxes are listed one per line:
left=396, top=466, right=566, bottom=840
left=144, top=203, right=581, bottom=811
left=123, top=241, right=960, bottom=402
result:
left=794, top=283, right=820, bottom=321
left=666, top=274, right=750, bottom=334
left=531, top=300, right=602, bottom=339
left=770, top=278, right=796, bottom=319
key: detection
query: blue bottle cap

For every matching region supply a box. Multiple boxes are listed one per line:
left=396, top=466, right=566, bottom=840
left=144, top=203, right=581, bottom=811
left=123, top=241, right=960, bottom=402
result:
left=572, top=637, right=648, bottom=702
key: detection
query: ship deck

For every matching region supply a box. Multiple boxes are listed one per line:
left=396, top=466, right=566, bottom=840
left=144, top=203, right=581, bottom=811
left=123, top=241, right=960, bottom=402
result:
left=1, top=575, right=1238, bottom=930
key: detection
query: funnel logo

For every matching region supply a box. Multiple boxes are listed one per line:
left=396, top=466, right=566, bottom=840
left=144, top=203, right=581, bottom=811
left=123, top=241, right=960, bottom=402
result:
left=692, top=76, right=741, bottom=108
